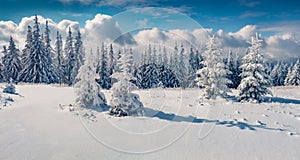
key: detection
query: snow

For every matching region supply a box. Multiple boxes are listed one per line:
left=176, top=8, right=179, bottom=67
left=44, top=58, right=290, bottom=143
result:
left=0, top=84, right=300, bottom=159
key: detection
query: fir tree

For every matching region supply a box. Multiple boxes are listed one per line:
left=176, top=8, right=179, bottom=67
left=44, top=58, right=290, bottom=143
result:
left=195, top=35, right=231, bottom=99
left=54, top=31, right=64, bottom=84
left=74, top=30, right=84, bottom=81
left=107, top=43, right=114, bottom=75
left=237, top=33, right=272, bottom=103
left=187, top=47, right=198, bottom=88
left=285, top=60, right=300, bottom=86
left=63, top=27, right=75, bottom=85
left=110, top=50, right=144, bottom=116
left=18, top=15, right=57, bottom=83
left=178, top=44, right=188, bottom=88
left=97, top=43, right=111, bottom=89
left=0, top=46, right=7, bottom=82
left=44, top=20, right=58, bottom=83
left=21, top=26, right=32, bottom=69
left=226, top=50, right=241, bottom=88
left=74, top=49, right=106, bottom=108
left=271, top=61, right=288, bottom=86
left=284, top=64, right=293, bottom=85
left=3, top=37, right=21, bottom=83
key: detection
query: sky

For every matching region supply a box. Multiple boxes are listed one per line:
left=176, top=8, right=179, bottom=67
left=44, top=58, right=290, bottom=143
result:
left=1, top=0, right=299, bottom=33
left=0, top=0, right=300, bottom=60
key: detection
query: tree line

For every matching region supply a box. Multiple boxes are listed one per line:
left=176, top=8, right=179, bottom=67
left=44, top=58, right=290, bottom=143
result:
left=1, top=16, right=300, bottom=103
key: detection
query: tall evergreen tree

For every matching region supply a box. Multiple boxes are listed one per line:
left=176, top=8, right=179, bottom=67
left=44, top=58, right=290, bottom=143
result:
left=195, top=35, right=231, bottom=99
left=284, top=64, right=293, bottom=86
left=74, top=30, right=84, bottom=78
left=0, top=46, right=7, bottom=82
left=21, top=26, right=33, bottom=68
left=226, top=50, right=241, bottom=88
left=237, top=33, right=272, bottom=103
left=284, top=60, right=300, bottom=86
left=54, top=31, right=64, bottom=84
left=177, top=44, right=188, bottom=88
left=74, top=49, right=106, bottom=108
left=63, top=27, right=75, bottom=85
left=18, top=15, right=57, bottom=83
left=44, top=20, right=58, bottom=83
left=97, top=43, right=111, bottom=89
left=110, top=49, right=144, bottom=116
left=107, top=43, right=114, bottom=75
left=187, top=47, right=198, bottom=88
left=3, top=37, right=21, bottom=83
left=271, top=61, right=288, bottom=86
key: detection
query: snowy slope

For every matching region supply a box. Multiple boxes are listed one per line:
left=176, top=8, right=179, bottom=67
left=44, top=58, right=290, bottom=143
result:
left=0, top=85, right=300, bottom=160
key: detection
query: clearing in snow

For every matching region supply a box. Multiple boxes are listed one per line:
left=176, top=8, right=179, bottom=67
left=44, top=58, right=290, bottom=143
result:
left=0, top=84, right=300, bottom=159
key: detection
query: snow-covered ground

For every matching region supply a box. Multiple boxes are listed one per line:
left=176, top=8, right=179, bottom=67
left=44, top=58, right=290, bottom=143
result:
left=0, top=84, right=300, bottom=160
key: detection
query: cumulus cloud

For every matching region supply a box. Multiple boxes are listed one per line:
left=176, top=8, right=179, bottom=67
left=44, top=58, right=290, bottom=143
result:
left=0, top=15, right=79, bottom=49
left=0, top=14, right=299, bottom=61
left=265, top=33, right=300, bottom=60
left=0, top=14, right=135, bottom=52
left=132, top=25, right=300, bottom=60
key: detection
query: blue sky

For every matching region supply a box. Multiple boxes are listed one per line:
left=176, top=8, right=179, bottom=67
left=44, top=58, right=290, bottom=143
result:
left=0, top=0, right=299, bottom=33
left=1, top=0, right=300, bottom=60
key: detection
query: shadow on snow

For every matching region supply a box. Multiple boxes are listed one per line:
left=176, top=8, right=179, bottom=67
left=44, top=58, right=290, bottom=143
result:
left=266, top=96, right=300, bottom=105
left=144, top=108, right=286, bottom=132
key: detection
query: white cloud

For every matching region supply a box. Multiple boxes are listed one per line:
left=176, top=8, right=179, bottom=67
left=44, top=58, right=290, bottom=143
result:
left=265, top=33, right=300, bottom=60
left=239, top=12, right=266, bottom=19
left=132, top=25, right=300, bottom=60
left=228, top=25, right=257, bottom=40
left=238, top=0, right=261, bottom=7
left=0, top=14, right=135, bottom=52
left=83, top=14, right=136, bottom=49
left=132, top=27, right=211, bottom=56
left=0, top=14, right=299, bottom=61
left=136, top=18, right=148, bottom=28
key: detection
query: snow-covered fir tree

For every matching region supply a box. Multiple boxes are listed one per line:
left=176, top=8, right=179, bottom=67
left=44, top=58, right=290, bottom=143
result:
left=195, top=35, right=231, bottom=99
left=107, top=44, right=114, bottom=75
left=44, top=21, right=54, bottom=59
left=21, top=26, right=32, bottom=68
left=74, top=49, right=106, bottom=108
left=3, top=36, right=21, bottom=83
left=237, top=33, right=272, bottom=103
left=110, top=49, right=144, bottom=116
left=271, top=61, right=288, bottom=86
left=284, top=60, right=300, bottom=86
left=97, top=43, right=111, bottom=89
left=160, top=45, right=178, bottom=88
left=0, top=46, right=7, bottom=82
left=44, top=20, right=58, bottom=83
left=140, top=45, right=159, bottom=88
left=54, top=31, right=64, bottom=85
left=157, top=45, right=162, bottom=65
left=195, top=49, right=204, bottom=70
left=18, top=15, right=57, bottom=83
left=63, top=27, right=76, bottom=85
left=73, top=30, right=84, bottom=82
left=162, top=46, right=168, bottom=67
left=172, top=43, right=180, bottom=87
left=177, top=44, right=188, bottom=88
left=226, top=50, right=241, bottom=88
left=187, top=47, right=198, bottom=88
left=284, top=64, right=293, bottom=86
